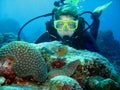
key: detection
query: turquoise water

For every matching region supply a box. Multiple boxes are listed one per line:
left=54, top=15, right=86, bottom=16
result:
left=0, top=0, right=119, bottom=42
left=0, top=1, right=120, bottom=88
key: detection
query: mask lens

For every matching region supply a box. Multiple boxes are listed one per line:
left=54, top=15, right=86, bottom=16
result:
left=67, top=21, right=78, bottom=30
left=54, top=20, right=78, bottom=30
left=54, top=20, right=64, bottom=30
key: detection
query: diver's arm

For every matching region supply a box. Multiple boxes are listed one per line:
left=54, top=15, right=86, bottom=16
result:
left=85, top=31, right=100, bottom=52
left=90, top=12, right=101, bottom=40
left=90, top=1, right=112, bottom=40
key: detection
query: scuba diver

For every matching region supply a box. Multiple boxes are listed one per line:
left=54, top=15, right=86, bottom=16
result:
left=35, top=4, right=99, bottom=52
left=35, top=1, right=112, bottom=52
left=18, top=0, right=112, bottom=52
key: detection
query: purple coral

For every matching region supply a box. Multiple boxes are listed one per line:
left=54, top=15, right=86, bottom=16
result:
left=51, top=58, right=66, bottom=68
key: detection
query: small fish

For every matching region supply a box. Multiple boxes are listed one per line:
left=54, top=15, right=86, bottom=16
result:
left=55, top=46, right=68, bottom=56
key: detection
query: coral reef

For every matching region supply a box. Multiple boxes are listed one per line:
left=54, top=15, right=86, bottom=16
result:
left=50, top=58, right=66, bottom=69
left=86, top=76, right=120, bottom=90
left=97, top=30, right=120, bottom=74
left=0, top=41, right=120, bottom=90
left=47, top=75, right=83, bottom=90
left=0, top=32, right=18, bottom=48
left=0, top=56, right=16, bottom=84
left=0, top=41, right=48, bottom=83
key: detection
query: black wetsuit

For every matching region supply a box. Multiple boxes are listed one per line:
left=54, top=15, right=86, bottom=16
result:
left=35, top=14, right=100, bottom=52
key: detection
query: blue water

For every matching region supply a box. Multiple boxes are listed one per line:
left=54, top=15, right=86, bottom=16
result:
left=0, top=0, right=119, bottom=42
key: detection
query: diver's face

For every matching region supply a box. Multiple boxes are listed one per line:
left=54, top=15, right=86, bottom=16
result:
left=55, top=15, right=78, bottom=39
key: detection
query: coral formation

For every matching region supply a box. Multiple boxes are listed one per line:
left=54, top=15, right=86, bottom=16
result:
left=48, top=75, right=83, bottom=90
left=39, top=41, right=120, bottom=90
left=0, top=32, right=18, bottom=48
left=0, top=41, right=47, bottom=83
left=50, top=58, right=66, bottom=69
left=0, top=41, right=120, bottom=90
left=98, top=78, right=120, bottom=90
left=97, top=30, right=120, bottom=74
left=0, top=76, right=6, bottom=85
left=0, top=56, right=16, bottom=84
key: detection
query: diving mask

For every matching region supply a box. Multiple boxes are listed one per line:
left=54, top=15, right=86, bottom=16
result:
left=54, top=20, right=78, bottom=31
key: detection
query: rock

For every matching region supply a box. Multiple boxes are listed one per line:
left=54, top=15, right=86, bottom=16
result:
left=0, top=85, right=38, bottom=90
left=0, top=76, right=6, bottom=85
left=48, top=75, right=83, bottom=90
left=98, top=78, right=120, bottom=90
left=86, top=76, right=104, bottom=90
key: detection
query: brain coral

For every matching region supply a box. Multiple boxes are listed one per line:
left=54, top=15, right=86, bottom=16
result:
left=48, top=75, right=83, bottom=90
left=0, top=41, right=47, bottom=82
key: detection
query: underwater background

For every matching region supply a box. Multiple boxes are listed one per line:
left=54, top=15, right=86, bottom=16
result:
left=0, top=0, right=119, bottom=42
left=0, top=0, right=120, bottom=89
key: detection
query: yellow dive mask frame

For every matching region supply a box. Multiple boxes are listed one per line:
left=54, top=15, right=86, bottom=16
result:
left=54, top=20, right=78, bottom=31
